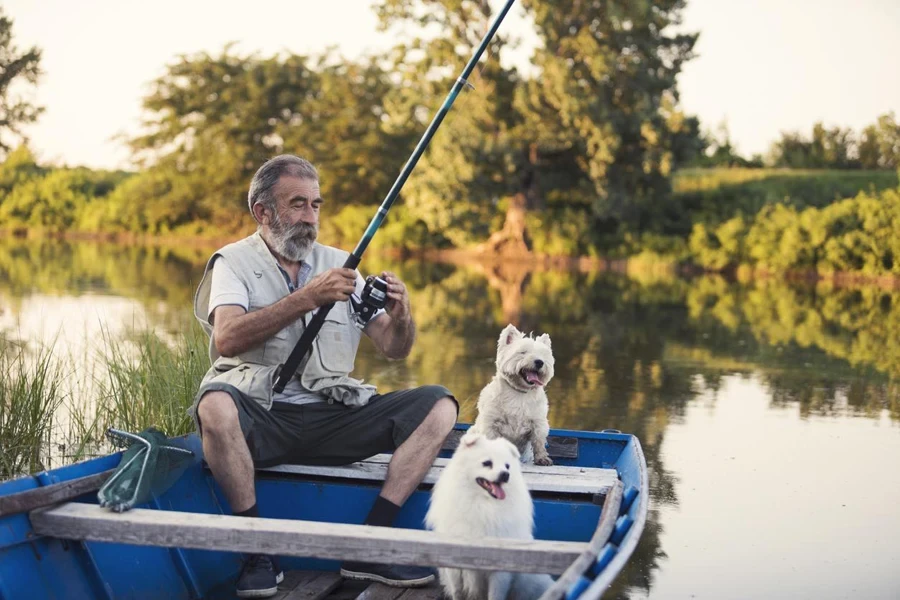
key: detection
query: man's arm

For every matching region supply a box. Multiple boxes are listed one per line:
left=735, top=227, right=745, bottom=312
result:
left=213, top=267, right=357, bottom=358
left=364, top=271, right=416, bottom=360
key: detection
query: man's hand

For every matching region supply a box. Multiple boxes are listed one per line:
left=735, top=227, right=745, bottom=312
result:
left=302, top=268, right=357, bottom=306
left=364, top=270, right=416, bottom=360
left=381, top=271, right=411, bottom=323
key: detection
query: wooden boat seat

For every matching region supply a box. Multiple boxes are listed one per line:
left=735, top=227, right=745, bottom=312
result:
left=259, top=454, right=618, bottom=497
left=29, top=503, right=587, bottom=575
left=256, top=430, right=616, bottom=497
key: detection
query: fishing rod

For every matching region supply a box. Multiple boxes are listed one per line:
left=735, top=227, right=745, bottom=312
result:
left=273, top=0, right=517, bottom=393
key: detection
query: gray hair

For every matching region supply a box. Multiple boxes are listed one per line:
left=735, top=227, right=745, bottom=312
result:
left=248, top=155, right=319, bottom=221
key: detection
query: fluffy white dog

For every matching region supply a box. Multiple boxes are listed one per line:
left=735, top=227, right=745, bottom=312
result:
left=426, top=432, right=554, bottom=600
left=470, top=324, right=554, bottom=465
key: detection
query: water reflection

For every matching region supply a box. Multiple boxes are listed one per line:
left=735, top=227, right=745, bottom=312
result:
left=1, top=239, right=899, bottom=598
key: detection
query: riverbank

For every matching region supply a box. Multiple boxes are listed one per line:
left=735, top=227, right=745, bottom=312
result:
left=6, top=227, right=900, bottom=292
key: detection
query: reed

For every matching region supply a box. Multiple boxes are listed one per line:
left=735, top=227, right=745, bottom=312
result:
left=0, top=338, right=67, bottom=479
left=94, top=324, right=208, bottom=440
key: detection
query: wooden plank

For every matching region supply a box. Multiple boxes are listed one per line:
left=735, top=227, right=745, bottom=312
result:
left=399, top=587, right=444, bottom=600
left=281, top=571, right=343, bottom=600
left=273, top=571, right=316, bottom=600
left=0, top=469, right=114, bottom=517
left=261, top=460, right=616, bottom=496
left=362, top=454, right=607, bottom=477
left=538, top=481, right=623, bottom=600
left=31, top=504, right=585, bottom=575
left=442, top=430, right=578, bottom=459
left=356, top=583, right=406, bottom=600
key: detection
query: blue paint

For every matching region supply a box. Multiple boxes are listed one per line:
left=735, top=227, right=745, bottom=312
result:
left=0, top=425, right=648, bottom=599
left=620, top=486, right=639, bottom=515
left=590, top=543, right=619, bottom=578
left=565, top=575, right=592, bottom=599
left=610, top=514, right=635, bottom=546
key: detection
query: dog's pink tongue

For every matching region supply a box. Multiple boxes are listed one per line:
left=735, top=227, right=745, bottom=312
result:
left=491, top=482, right=506, bottom=500
left=525, top=371, right=543, bottom=386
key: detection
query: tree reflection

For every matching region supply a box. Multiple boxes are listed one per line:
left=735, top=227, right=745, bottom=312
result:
left=3, top=240, right=900, bottom=596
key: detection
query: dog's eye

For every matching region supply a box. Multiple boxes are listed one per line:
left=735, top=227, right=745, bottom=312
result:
left=482, top=460, right=493, bottom=468
left=505, top=463, right=510, bottom=469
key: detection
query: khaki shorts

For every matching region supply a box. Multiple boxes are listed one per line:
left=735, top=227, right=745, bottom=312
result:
left=194, top=383, right=457, bottom=468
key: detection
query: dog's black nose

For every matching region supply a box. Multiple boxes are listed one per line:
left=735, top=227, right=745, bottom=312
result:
left=498, top=471, right=510, bottom=484
left=534, top=359, right=544, bottom=370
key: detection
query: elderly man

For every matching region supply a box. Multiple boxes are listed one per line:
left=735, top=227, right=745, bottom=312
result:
left=191, top=155, right=458, bottom=598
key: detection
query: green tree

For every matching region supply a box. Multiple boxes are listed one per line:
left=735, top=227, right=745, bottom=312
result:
left=858, top=124, right=881, bottom=169
left=0, top=9, right=43, bottom=155
left=857, top=113, right=899, bottom=170
left=375, top=0, right=521, bottom=247
left=276, top=52, right=419, bottom=212
left=0, top=145, right=43, bottom=196
left=868, top=112, right=900, bottom=169
left=521, top=0, right=698, bottom=230
left=120, top=46, right=414, bottom=235
left=376, top=0, right=700, bottom=249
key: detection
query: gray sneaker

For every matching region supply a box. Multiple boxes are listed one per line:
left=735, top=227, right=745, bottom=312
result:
left=236, top=554, right=284, bottom=598
left=340, top=561, right=435, bottom=587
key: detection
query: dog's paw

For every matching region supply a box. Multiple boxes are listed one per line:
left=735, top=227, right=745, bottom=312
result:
left=534, top=455, right=553, bottom=466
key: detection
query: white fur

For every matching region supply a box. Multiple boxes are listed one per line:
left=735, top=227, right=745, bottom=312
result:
left=426, top=432, right=554, bottom=600
left=470, top=324, right=554, bottom=466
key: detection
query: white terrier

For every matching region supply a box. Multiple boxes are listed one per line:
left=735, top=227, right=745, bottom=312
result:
left=470, top=324, right=554, bottom=465
left=426, top=432, right=554, bottom=600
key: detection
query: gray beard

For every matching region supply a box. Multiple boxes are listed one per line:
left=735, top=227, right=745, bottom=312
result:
left=265, top=210, right=318, bottom=262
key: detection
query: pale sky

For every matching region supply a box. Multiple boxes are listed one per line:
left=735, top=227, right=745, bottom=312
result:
left=4, top=0, right=899, bottom=170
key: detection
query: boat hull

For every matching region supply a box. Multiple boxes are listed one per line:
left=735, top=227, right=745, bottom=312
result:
left=0, top=426, right=647, bottom=599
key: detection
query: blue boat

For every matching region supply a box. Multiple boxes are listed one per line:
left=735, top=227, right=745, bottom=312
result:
left=0, top=425, right=647, bottom=600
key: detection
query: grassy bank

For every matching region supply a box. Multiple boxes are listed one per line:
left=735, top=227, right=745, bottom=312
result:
left=0, top=325, right=208, bottom=481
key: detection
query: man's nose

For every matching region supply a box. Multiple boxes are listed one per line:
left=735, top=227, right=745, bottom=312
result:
left=298, top=206, right=317, bottom=223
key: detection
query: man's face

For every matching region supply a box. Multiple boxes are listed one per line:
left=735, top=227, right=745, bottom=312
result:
left=261, top=175, right=322, bottom=262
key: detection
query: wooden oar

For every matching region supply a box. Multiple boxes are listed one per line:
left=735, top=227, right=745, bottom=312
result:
left=0, top=469, right=113, bottom=518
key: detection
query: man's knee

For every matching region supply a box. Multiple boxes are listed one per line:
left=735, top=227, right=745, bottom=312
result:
left=196, top=391, right=240, bottom=436
left=427, top=395, right=458, bottom=435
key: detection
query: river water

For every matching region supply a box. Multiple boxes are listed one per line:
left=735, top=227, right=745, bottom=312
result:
left=1, top=238, right=898, bottom=599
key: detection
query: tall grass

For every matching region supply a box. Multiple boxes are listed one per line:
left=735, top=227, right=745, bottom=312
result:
left=95, top=323, right=209, bottom=439
left=0, top=339, right=68, bottom=479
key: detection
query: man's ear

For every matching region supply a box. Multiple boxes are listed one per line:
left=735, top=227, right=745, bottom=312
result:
left=252, top=202, right=268, bottom=224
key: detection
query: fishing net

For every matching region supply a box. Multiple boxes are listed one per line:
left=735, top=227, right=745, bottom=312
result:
left=97, top=428, right=195, bottom=512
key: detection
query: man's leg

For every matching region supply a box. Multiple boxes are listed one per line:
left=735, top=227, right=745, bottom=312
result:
left=196, top=391, right=256, bottom=513
left=341, top=394, right=457, bottom=587
left=380, top=395, right=458, bottom=506
left=196, top=390, right=282, bottom=598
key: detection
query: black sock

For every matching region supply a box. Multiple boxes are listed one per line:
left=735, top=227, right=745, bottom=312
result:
left=235, top=503, right=259, bottom=519
left=364, top=496, right=401, bottom=528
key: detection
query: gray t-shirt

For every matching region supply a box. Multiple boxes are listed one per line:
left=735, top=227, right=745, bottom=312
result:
left=208, top=257, right=384, bottom=405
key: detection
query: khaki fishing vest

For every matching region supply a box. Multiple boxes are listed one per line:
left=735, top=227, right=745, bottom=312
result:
left=192, top=232, right=375, bottom=408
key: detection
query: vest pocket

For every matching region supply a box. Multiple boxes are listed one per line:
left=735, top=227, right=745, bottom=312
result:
left=207, top=362, right=278, bottom=410
left=314, top=304, right=355, bottom=374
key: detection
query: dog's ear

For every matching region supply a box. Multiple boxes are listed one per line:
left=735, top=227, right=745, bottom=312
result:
left=461, top=431, right=483, bottom=448
left=536, top=333, right=552, bottom=349
left=499, top=324, right=523, bottom=347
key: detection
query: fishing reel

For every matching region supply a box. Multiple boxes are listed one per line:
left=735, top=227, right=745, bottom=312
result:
left=350, top=275, right=388, bottom=329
